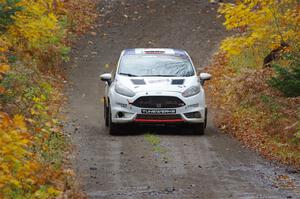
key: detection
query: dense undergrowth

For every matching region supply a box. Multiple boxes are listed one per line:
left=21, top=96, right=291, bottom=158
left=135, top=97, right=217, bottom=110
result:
left=207, top=0, right=300, bottom=168
left=0, top=0, right=97, bottom=198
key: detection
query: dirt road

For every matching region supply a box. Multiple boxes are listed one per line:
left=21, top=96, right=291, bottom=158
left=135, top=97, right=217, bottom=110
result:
left=65, top=0, right=300, bottom=198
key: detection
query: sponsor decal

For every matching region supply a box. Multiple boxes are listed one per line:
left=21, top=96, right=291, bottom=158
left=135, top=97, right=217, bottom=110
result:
left=141, top=109, right=176, bottom=114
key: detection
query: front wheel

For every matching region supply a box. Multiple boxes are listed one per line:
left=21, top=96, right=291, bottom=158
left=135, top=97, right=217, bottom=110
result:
left=190, top=123, right=205, bottom=135
left=108, top=106, right=119, bottom=135
left=104, top=98, right=109, bottom=127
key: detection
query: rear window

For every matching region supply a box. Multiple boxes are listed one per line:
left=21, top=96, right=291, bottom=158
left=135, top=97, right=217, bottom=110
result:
left=118, top=55, right=195, bottom=77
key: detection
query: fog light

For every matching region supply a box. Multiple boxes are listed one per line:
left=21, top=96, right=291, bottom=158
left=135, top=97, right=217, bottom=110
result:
left=117, top=112, right=124, bottom=118
left=116, top=112, right=134, bottom=118
left=184, top=111, right=201, bottom=118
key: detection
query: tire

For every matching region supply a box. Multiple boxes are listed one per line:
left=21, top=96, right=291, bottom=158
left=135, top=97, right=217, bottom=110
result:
left=104, top=98, right=109, bottom=127
left=204, top=108, right=208, bottom=128
left=190, top=123, right=205, bottom=135
left=108, top=106, right=119, bottom=135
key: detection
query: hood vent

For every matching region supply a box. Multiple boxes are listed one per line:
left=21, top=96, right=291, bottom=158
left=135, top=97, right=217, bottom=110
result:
left=171, top=79, right=185, bottom=85
left=131, top=79, right=146, bottom=85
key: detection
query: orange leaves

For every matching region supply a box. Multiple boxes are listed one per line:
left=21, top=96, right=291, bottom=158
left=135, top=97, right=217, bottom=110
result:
left=0, top=112, right=39, bottom=195
left=0, top=86, right=5, bottom=94
left=0, top=64, right=10, bottom=91
left=63, top=0, right=98, bottom=34
left=213, top=1, right=300, bottom=169
left=0, top=111, right=64, bottom=197
left=0, top=112, right=10, bottom=129
left=206, top=53, right=300, bottom=169
left=13, top=114, right=27, bottom=130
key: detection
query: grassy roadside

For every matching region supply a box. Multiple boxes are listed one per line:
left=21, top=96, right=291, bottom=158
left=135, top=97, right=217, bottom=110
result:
left=206, top=0, right=299, bottom=169
left=0, top=0, right=98, bottom=198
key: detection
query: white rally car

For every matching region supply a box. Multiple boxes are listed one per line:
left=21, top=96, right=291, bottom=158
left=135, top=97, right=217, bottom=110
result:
left=100, top=48, right=211, bottom=135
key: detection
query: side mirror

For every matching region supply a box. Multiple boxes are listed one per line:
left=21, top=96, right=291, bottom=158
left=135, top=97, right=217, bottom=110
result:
left=100, top=73, right=112, bottom=85
left=199, top=73, right=212, bottom=85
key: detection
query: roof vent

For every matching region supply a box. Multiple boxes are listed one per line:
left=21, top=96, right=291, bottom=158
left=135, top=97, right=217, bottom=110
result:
left=131, top=79, right=146, bottom=85
left=171, top=79, right=185, bottom=85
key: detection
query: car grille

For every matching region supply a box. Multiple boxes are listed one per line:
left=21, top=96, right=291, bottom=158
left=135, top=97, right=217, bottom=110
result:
left=132, top=96, right=185, bottom=108
left=136, top=114, right=182, bottom=120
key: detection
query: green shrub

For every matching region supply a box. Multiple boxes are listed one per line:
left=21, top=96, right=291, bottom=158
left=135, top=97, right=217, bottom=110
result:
left=269, top=53, right=300, bottom=97
left=0, top=0, right=22, bottom=32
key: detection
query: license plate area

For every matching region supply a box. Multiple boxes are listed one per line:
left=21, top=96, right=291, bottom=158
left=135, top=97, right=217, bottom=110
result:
left=141, top=109, right=176, bottom=115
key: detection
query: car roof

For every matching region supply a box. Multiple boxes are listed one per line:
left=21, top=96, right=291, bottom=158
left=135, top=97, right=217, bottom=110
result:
left=123, top=48, right=189, bottom=59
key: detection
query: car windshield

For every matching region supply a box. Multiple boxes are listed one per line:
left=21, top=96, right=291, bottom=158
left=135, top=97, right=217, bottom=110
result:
left=118, top=54, right=195, bottom=77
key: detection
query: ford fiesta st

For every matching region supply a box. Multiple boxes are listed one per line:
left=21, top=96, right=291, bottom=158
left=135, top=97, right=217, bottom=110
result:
left=100, top=48, right=211, bottom=135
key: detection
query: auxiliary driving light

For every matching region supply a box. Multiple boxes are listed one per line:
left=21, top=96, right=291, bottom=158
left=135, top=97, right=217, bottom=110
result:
left=184, top=111, right=201, bottom=118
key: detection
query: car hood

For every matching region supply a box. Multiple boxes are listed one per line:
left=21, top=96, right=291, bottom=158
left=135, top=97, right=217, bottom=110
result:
left=115, top=75, right=199, bottom=93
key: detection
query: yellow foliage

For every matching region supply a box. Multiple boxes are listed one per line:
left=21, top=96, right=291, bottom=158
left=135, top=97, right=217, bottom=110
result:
left=0, top=64, right=10, bottom=73
left=211, top=0, right=300, bottom=168
left=0, top=0, right=98, bottom=197
left=218, top=0, right=300, bottom=56
left=7, top=0, right=60, bottom=51
left=0, top=112, right=39, bottom=196
left=0, top=38, right=10, bottom=53
left=0, top=38, right=10, bottom=82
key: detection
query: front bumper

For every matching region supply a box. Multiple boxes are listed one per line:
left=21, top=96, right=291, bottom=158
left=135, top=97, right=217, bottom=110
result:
left=109, top=91, right=206, bottom=124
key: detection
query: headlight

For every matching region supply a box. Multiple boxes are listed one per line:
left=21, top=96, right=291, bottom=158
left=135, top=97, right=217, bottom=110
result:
left=182, top=86, right=200, bottom=97
left=115, top=83, right=135, bottom=97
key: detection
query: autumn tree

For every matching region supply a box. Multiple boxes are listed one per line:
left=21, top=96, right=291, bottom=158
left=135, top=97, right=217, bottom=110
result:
left=218, top=0, right=299, bottom=61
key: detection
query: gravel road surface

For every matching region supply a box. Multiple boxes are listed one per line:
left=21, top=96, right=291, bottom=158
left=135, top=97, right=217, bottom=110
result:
left=65, top=0, right=300, bottom=198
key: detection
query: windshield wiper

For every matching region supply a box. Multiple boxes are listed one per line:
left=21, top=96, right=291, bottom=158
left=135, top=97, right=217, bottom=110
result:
left=119, top=73, right=139, bottom=77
